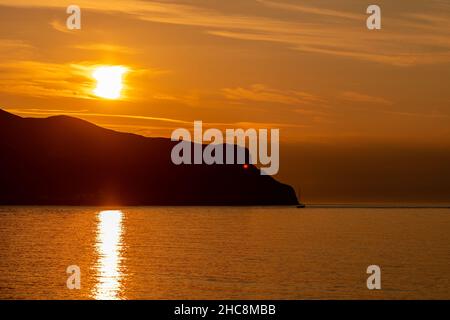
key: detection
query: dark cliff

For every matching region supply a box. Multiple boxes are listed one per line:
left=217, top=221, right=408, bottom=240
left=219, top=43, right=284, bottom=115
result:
left=0, top=109, right=298, bottom=205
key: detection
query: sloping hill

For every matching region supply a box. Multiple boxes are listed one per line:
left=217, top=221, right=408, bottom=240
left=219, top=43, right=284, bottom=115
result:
left=0, top=109, right=298, bottom=205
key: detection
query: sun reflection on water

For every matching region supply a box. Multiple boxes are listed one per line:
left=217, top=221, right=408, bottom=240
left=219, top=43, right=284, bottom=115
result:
left=93, top=210, right=124, bottom=300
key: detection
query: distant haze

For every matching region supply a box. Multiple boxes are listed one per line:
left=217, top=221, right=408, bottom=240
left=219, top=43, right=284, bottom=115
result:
left=278, top=142, right=450, bottom=204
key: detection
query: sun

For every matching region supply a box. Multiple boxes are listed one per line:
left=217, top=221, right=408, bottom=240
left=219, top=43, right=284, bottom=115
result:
left=92, top=66, right=127, bottom=99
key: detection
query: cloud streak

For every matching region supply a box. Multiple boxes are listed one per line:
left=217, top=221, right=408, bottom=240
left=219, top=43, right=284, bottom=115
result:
left=340, top=91, right=393, bottom=105
left=1, top=0, right=449, bottom=66
left=4, top=108, right=306, bottom=134
left=0, top=59, right=164, bottom=101
left=256, top=0, right=362, bottom=21
left=223, top=84, right=325, bottom=106
left=0, top=60, right=95, bottom=99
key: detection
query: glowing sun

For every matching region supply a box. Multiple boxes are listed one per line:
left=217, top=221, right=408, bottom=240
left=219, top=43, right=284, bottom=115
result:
left=92, top=66, right=127, bottom=99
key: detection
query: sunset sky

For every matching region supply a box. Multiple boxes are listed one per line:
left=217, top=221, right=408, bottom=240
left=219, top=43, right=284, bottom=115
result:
left=1, top=0, right=450, bottom=202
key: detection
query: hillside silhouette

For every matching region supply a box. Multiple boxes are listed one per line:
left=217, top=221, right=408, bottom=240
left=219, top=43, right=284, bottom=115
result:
left=0, top=109, right=298, bottom=205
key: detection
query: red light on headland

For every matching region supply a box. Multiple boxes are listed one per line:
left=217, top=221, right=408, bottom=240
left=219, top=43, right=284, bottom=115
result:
left=243, top=164, right=249, bottom=169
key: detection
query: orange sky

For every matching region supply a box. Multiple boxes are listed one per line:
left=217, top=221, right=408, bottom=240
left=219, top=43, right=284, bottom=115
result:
left=1, top=0, right=450, bottom=202
left=0, top=0, right=449, bottom=143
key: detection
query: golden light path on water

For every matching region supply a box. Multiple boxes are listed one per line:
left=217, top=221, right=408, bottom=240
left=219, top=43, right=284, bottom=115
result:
left=93, top=210, right=124, bottom=300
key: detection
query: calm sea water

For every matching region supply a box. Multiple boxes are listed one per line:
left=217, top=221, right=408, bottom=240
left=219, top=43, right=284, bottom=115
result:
left=0, top=206, right=449, bottom=300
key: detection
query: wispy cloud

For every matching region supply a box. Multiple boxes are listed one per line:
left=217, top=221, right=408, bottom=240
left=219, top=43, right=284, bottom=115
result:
left=0, top=59, right=163, bottom=101
left=2, top=0, right=450, bottom=66
left=383, top=110, right=450, bottom=119
left=5, top=108, right=306, bottom=133
left=0, top=39, right=32, bottom=50
left=256, top=0, right=362, bottom=20
left=223, top=84, right=325, bottom=106
left=49, top=20, right=74, bottom=34
left=0, top=0, right=450, bottom=67
left=5, top=108, right=192, bottom=125
left=72, top=43, right=138, bottom=54
left=0, top=60, right=95, bottom=99
left=0, top=39, right=33, bottom=58
left=340, top=91, right=393, bottom=105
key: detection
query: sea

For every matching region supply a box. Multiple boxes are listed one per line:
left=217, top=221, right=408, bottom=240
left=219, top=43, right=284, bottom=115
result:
left=0, top=206, right=449, bottom=299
